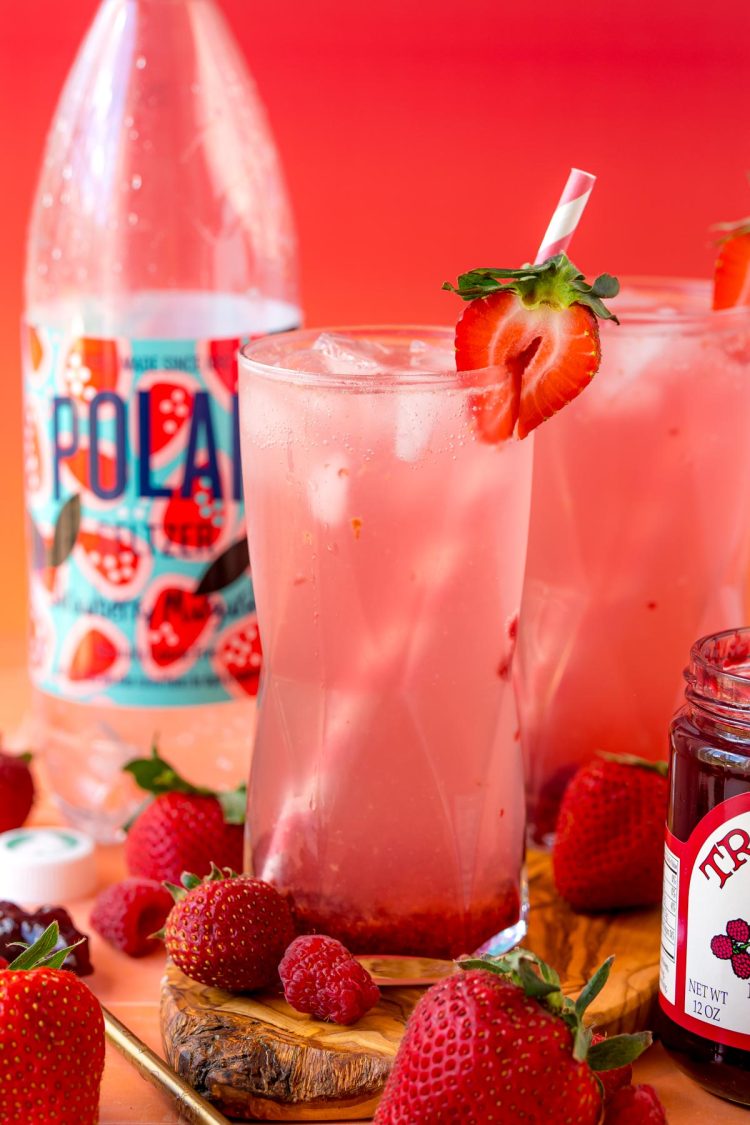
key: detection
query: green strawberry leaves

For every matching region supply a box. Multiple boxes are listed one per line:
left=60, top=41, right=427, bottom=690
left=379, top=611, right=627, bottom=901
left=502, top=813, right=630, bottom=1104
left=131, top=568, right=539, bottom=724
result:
left=457, top=950, right=652, bottom=1070
left=598, top=752, right=669, bottom=778
left=587, top=1030, right=653, bottom=1071
left=123, top=742, right=246, bottom=826
left=5, top=921, right=84, bottom=972
left=443, top=252, right=620, bottom=323
left=124, top=741, right=210, bottom=797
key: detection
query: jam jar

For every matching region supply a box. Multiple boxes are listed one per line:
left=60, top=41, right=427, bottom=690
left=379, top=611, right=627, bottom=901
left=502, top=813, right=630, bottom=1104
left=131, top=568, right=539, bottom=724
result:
left=658, top=628, right=750, bottom=1105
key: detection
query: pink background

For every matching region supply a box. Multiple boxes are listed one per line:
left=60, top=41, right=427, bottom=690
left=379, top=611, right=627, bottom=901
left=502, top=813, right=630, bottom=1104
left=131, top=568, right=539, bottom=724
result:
left=1, top=0, right=750, bottom=637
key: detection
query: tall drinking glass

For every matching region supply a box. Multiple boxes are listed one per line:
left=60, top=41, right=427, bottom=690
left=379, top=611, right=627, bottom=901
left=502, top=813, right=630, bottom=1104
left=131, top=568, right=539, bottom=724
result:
left=238, top=327, right=532, bottom=963
left=517, top=280, right=750, bottom=844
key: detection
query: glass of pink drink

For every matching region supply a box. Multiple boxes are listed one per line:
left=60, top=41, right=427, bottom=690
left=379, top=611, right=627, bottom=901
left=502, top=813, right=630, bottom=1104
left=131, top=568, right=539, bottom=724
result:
left=518, top=280, right=750, bottom=844
left=238, top=327, right=532, bottom=962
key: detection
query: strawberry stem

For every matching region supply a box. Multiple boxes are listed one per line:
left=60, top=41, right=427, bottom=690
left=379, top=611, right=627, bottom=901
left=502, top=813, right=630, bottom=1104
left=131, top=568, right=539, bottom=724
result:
left=443, top=252, right=620, bottom=323
left=123, top=742, right=246, bottom=823
left=457, top=950, right=653, bottom=1071
left=597, top=752, right=669, bottom=778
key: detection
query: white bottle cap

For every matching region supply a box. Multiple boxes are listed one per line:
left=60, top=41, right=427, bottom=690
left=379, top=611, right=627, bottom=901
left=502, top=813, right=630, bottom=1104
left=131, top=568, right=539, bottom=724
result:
left=0, top=827, right=97, bottom=903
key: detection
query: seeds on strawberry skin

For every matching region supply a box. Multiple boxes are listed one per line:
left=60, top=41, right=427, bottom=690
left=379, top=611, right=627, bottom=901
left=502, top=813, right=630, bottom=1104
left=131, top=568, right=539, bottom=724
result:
left=279, top=935, right=380, bottom=1024
left=553, top=755, right=669, bottom=911
left=91, top=878, right=173, bottom=957
left=164, top=867, right=296, bottom=991
left=123, top=745, right=245, bottom=884
left=0, top=923, right=105, bottom=1125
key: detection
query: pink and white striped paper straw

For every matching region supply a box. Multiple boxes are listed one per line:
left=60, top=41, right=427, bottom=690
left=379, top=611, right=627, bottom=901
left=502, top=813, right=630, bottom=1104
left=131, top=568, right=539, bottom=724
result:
left=534, top=168, right=596, bottom=264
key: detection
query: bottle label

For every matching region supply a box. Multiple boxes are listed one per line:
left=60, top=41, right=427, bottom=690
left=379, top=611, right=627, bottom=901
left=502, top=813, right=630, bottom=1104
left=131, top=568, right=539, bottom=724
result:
left=22, top=323, right=269, bottom=707
left=659, top=793, right=750, bottom=1049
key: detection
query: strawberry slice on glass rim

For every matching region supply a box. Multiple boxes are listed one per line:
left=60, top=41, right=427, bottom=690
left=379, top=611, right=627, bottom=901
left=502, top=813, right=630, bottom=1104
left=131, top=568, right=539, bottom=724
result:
left=444, top=253, right=619, bottom=440
left=712, top=217, right=750, bottom=310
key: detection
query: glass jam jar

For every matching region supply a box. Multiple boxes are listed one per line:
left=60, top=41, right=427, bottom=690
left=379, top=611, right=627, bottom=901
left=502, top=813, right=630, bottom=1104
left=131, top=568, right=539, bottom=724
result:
left=658, top=628, right=750, bottom=1105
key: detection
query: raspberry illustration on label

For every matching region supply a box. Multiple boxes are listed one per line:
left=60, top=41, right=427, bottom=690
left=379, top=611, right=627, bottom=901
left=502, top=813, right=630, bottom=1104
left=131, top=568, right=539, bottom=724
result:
left=711, top=919, right=750, bottom=979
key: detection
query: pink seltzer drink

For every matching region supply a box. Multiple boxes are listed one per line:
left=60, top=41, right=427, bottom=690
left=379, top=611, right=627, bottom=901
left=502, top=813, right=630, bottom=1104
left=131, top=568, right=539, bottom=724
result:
left=239, top=327, right=532, bottom=960
left=518, top=279, right=750, bottom=844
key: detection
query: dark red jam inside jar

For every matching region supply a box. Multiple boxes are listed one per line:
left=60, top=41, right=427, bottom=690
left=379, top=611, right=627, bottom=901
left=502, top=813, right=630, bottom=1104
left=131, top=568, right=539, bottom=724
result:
left=658, top=628, right=750, bottom=1105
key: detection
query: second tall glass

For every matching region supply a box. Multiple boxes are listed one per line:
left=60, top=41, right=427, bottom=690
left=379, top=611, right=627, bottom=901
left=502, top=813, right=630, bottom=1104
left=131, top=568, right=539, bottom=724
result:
left=239, top=327, right=532, bottom=962
left=518, top=280, right=750, bottom=844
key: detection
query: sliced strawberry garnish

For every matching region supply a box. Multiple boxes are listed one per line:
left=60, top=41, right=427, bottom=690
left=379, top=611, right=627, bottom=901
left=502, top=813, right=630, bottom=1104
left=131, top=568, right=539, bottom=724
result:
left=445, top=253, right=619, bottom=441
left=713, top=220, right=750, bottom=310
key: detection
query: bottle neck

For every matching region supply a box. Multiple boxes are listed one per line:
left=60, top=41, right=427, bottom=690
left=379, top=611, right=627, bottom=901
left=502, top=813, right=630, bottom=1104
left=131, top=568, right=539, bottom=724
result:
left=684, top=629, right=750, bottom=738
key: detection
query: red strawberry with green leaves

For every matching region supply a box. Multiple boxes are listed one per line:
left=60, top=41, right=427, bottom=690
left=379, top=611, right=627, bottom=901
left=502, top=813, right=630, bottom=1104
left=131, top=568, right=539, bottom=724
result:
left=374, top=950, right=651, bottom=1124
left=163, top=864, right=296, bottom=991
left=713, top=217, right=750, bottom=310
left=553, top=754, right=669, bottom=911
left=0, top=748, right=35, bottom=832
left=0, top=921, right=105, bottom=1125
left=124, top=744, right=246, bottom=883
left=215, top=614, right=263, bottom=697
left=443, top=253, right=619, bottom=440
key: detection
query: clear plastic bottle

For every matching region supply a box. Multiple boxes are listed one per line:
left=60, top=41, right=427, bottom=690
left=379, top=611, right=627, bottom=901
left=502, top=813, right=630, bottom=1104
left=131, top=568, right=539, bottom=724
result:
left=22, top=0, right=300, bottom=840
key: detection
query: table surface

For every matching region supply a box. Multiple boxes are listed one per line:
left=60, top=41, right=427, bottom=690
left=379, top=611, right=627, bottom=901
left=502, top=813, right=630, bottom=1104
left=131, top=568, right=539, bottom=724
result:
left=0, top=635, right=743, bottom=1124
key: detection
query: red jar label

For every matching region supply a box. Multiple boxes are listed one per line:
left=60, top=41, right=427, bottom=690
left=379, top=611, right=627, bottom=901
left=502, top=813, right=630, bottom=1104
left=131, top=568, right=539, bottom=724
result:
left=660, top=793, right=750, bottom=1048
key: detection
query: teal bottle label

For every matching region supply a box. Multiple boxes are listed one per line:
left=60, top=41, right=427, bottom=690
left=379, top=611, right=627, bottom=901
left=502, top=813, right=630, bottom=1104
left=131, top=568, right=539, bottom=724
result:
left=23, top=325, right=264, bottom=706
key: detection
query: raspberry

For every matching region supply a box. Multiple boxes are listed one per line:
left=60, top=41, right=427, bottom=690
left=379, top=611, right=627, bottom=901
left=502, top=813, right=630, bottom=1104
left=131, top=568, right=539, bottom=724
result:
left=710, top=933, right=734, bottom=960
left=91, top=879, right=173, bottom=957
left=279, top=935, right=380, bottom=1025
left=726, top=918, right=750, bottom=944
left=591, top=1033, right=632, bottom=1101
left=604, top=1083, right=667, bottom=1124
left=731, top=952, right=750, bottom=980
left=0, top=957, right=7, bottom=969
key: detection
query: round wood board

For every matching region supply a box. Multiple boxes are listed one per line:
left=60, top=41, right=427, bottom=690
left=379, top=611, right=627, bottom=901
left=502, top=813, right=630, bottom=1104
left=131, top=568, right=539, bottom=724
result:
left=160, top=851, right=661, bottom=1121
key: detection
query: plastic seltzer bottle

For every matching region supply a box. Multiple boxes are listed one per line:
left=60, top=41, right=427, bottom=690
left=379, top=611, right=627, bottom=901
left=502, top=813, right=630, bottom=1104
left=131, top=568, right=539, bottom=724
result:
left=22, top=0, right=300, bottom=839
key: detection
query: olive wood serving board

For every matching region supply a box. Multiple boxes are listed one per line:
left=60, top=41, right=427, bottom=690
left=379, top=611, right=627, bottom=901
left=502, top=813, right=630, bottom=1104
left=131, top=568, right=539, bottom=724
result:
left=160, top=851, right=661, bottom=1121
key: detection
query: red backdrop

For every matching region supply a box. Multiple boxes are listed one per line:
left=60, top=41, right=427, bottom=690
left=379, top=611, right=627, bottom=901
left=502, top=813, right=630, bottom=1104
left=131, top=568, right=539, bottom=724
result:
left=1, top=0, right=749, bottom=636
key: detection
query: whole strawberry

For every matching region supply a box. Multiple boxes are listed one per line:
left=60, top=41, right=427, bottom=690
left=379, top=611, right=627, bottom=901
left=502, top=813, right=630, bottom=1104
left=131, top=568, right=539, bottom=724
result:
left=91, top=878, right=173, bottom=957
left=0, top=921, right=105, bottom=1125
left=0, top=748, right=35, bottom=832
left=280, top=934, right=380, bottom=1024
left=164, top=865, right=295, bottom=991
left=374, top=952, right=651, bottom=1125
left=553, top=754, right=668, bottom=911
left=124, top=745, right=245, bottom=883
left=604, top=1083, right=667, bottom=1124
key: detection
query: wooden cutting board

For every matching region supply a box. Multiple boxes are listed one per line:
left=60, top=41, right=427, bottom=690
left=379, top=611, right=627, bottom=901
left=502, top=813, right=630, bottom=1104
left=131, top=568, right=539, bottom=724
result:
left=161, top=851, right=661, bottom=1121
